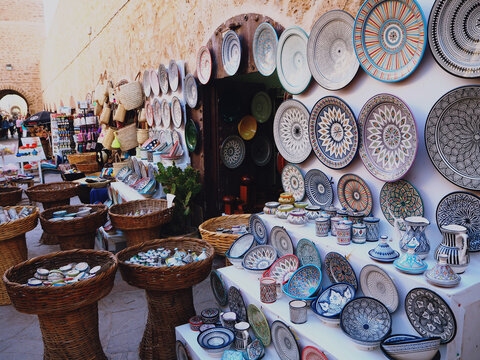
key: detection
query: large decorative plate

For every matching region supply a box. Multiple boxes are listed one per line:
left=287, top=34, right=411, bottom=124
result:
left=168, top=60, right=179, bottom=92
left=380, top=180, right=424, bottom=231
left=185, top=74, right=198, bottom=108
left=274, top=100, right=311, bottom=164
left=405, top=287, right=456, bottom=344
left=270, top=226, right=294, bottom=258
left=253, top=22, right=278, bottom=76
left=304, top=169, right=334, bottom=207
left=220, top=135, right=245, bottom=169
left=324, top=252, right=357, bottom=289
left=353, top=0, right=426, bottom=82
left=436, top=191, right=480, bottom=252
left=161, top=99, right=171, bottom=128
left=425, top=86, right=480, bottom=191
left=222, top=30, right=241, bottom=76
left=340, top=297, right=392, bottom=345
left=428, top=0, right=480, bottom=78
left=143, top=69, right=151, bottom=98
left=210, top=269, right=228, bottom=307
left=307, top=10, right=359, bottom=90
left=145, top=100, right=154, bottom=127
left=149, top=69, right=160, bottom=96
left=152, top=97, right=162, bottom=127
left=309, top=96, right=358, bottom=169
left=277, top=26, right=311, bottom=94
left=249, top=214, right=268, bottom=245
left=251, top=136, right=272, bottom=167
left=337, top=174, right=373, bottom=215
left=228, top=286, right=247, bottom=322
left=251, top=91, right=272, bottom=123
left=358, top=94, right=418, bottom=181
left=247, top=304, right=271, bottom=346
left=185, top=119, right=198, bottom=152
left=176, top=340, right=189, bottom=360
left=197, top=46, right=212, bottom=85
left=281, top=164, right=305, bottom=202
left=158, top=64, right=169, bottom=94
left=295, top=238, right=321, bottom=268
left=302, top=346, right=328, bottom=360
left=271, top=320, right=300, bottom=360
left=171, top=96, right=183, bottom=128
left=360, top=264, right=399, bottom=313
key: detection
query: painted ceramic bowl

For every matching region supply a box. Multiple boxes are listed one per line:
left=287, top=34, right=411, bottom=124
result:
left=369, top=236, right=400, bottom=263
left=287, top=209, right=308, bottom=226
left=189, top=315, right=203, bottom=331
left=283, top=283, right=318, bottom=303
left=228, top=233, right=256, bottom=259
left=276, top=204, right=294, bottom=219
left=197, top=327, right=235, bottom=357
left=263, top=201, right=280, bottom=215
left=312, top=283, right=355, bottom=326
left=305, top=205, right=322, bottom=221
left=264, top=254, right=299, bottom=285
left=242, top=245, right=277, bottom=276
left=238, top=115, right=257, bottom=141
left=225, top=249, right=245, bottom=269
left=380, top=334, right=441, bottom=360
left=245, top=338, right=264, bottom=360
left=286, top=265, right=322, bottom=300
left=278, top=192, right=295, bottom=205
left=294, top=201, right=309, bottom=209
left=201, top=307, right=220, bottom=324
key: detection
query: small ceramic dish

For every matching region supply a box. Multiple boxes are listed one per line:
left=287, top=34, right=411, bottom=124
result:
left=197, top=327, right=235, bottom=357
left=238, top=115, right=257, bottom=141
left=286, top=265, right=322, bottom=300
left=380, top=334, right=441, bottom=360
left=242, top=245, right=277, bottom=276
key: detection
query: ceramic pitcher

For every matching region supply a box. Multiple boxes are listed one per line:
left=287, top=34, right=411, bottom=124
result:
left=435, top=224, right=469, bottom=274
left=399, top=216, right=430, bottom=259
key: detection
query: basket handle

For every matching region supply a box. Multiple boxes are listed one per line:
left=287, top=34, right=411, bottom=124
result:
left=134, top=71, right=141, bottom=82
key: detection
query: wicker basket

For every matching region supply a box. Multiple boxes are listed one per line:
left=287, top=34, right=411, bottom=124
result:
left=108, top=199, right=173, bottom=247
left=67, top=152, right=97, bottom=165
left=117, top=72, right=144, bottom=110
left=0, top=186, right=23, bottom=206
left=39, top=205, right=107, bottom=250
left=116, top=123, right=138, bottom=151
left=199, top=214, right=251, bottom=256
left=3, top=249, right=117, bottom=359
left=25, top=182, right=79, bottom=207
left=137, top=128, right=149, bottom=145
left=116, top=238, right=214, bottom=360
left=0, top=206, right=39, bottom=305
left=75, top=162, right=100, bottom=174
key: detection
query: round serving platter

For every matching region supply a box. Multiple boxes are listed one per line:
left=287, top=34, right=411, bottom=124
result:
left=143, top=69, right=151, bottom=98
left=253, top=22, right=278, bottom=76
left=197, top=46, right=212, bottom=84
left=228, top=286, right=247, bottom=322
left=271, top=320, right=300, bottom=360
left=210, top=269, right=228, bottom=307
left=324, top=251, right=358, bottom=290
left=222, top=30, right=242, bottom=76
left=248, top=304, right=271, bottom=347
left=304, top=169, right=334, bottom=207
left=251, top=91, right=272, bottom=123
left=171, top=96, right=183, bottom=128
left=360, top=264, right=399, bottom=313
left=168, top=60, right=179, bottom=92
left=270, top=226, right=294, bottom=258
left=158, top=64, right=169, bottom=94
left=220, top=135, right=245, bottom=169
left=337, top=173, right=373, bottom=215
left=185, top=74, right=198, bottom=108
left=249, top=214, right=268, bottom=245
left=281, top=164, right=305, bottom=202
left=161, top=99, right=171, bottom=128
left=250, top=136, right=272, bottom=167
left=149, top=69, right=160, bottom=96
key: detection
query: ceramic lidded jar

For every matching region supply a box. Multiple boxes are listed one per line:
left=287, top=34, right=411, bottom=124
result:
left=399, top=216, right=430, bottom=259
left=336, top=207, right=348, bottom=218
left=336, top=222, right=351, bottom=245
left=263, top=201, right=280, bottom=215
left=394, top=241, right=428, bottom=275
left=287, top=209, right=308, bottom=226
left=315, top=217, right=330, bottom=237
left=276, top=204, right=294, bottom=219
left=347, top=211, right=365, bottom=224
left=352, top=223, right=367, bottom=244
left=363, top=216, right=380, bottom=242
left=435, top=224, right=469, bottom=274
left=278, top=192, right=295, bottom=205
left=305, top=205, right=322, bottom=221
left=425, top=254, right=461, bottom=288
left=331, top=216, right=343, bottom=236
left=368, top=235, right=400, bottom=262
left=323, top=205, right=338, bottom=219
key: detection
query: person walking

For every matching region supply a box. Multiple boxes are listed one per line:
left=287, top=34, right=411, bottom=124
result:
left=16, top=116, right=23, bottom=147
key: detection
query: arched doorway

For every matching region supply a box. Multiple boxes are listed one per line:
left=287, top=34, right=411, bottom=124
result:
left=0, top=88, right=30, bottom=117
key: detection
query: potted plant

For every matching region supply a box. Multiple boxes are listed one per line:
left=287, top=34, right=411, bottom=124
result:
left=155, top=162, right=202, bottom=235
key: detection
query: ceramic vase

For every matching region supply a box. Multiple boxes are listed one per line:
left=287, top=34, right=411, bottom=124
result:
left=363, top=216, right=380, bottom=242
left=260, top=277, right=277, bottom=304
left=352, top=223, right=367, bottom=244
left=336, top=223, right=351, bottom=245
left=315, top=217, right=329, bottom=237
left=399, top=216, right=430, bottom=259
left=435, top=224, right=469, bottom=274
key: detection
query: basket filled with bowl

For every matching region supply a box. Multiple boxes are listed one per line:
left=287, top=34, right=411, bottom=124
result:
left=39, top=204, right=108, bottom=250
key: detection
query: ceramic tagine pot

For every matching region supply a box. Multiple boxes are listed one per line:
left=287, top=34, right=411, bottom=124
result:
left=425, top=254, right=461, bottom=288
left=394, top=240, right=428, bottom=275
left=435, top=224, right=469, bottom=274
left=399, top=216, right=430, bottom=259
left=368, top=235, right=399, bottom=263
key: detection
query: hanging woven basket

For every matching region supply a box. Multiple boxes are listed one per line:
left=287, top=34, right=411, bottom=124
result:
left=117, top=72, right=144, bottom=110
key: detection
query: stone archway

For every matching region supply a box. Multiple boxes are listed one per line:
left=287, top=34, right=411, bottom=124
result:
left=0, top=86, right=33, bottom=113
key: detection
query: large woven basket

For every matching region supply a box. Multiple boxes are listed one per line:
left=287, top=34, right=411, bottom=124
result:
left=109, top=199, right=173, bottom=247
left=117, top=73, right=144, bottom=110
left=25, top=182, right=79, bottom=206
left=67, top=152, right=97, bottom=165
left=75, top=162, right=100, bottom=174
left=116, top=123, right=138, bottom=151
left=199, top=214, right=251, bottom=256
left=39, top=204, right=108, bottom=250
left=0, top=186, right=23, bottom=206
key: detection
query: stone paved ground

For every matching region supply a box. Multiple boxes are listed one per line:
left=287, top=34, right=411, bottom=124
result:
left=0, top=137, right=217, bottom=359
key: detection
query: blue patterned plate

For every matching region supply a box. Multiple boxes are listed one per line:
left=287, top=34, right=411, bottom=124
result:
left=197, top=327, right=235, bottom=352
left=228, top=233, right=255, bottom=258
left=286, top=265, right=322, bottom=300
left=228, top=286, right=247, bottom=322
left=222, top=30, right=241, bottom=76
left=271, top=320, right=300, bottom=360
left=253, top=22, right=278, bottom=76
left=242, top=245, right=277, bottom=274
left=295, top=238, right=321, bottom=268
left=281, top=164, right=305, bottom=202
left=246, top=339, right=264, bottom=360
left=269, top=226, right=294, bottom=258
left=210, top=269, right=228, bottom=307
left=304, top=169, right=334, bottom=207
left=249, top=214, right=268, bottom=245
left=314, top=283, right=355, bottom=318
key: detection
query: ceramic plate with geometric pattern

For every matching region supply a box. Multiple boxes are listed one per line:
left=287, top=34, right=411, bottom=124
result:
left=324, top=252, right=358, bottom=290
left=197, top=46, right=212, bottom=84
left=247, top=304, right=271, bottom=346
left=249, top=214, right=268, bottom=245
left=228, top=286, right=247, bottom=322
left=281, top=164, right=305, bottom=202
left=210, top=269, right=228, bottom=307
left=360, top=264, right=399, bottom=313
left=220, top=135, right=245, bottom=169
left=337, top=173, right=373, bottom=215
left=253, top=22, right=278, bottom=77
left=304, top=169, right=334, bottom=207
left=222, top=30, right=242, bottom=76
left=270, top=226, right=294, bottom=258
left=271, top=320, right=300, bottom=360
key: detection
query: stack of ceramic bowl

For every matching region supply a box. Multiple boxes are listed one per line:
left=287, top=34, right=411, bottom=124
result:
left=225, top=233, right=256, bottom=268
left=197, top=327, right=235, bottom=357
left=310, top=283, right=355, bottom=327
left=50, top=207, right=92, bottom=221
left=283, top=265, right=322, bottom=303
left=241, top=245, right=277, bottom=278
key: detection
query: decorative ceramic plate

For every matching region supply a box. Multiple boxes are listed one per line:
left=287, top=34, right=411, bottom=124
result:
left=197, top=46, right=212, bottom=84
left=267, top=255, right=299, bottom=285
left=251, top=91, right=272, bottom=123
left=197, top=327, right=234, bottom=350
left=222, top=30, right=241, bottom=76
left=168, top=60, right=179, bottom=92
left=425, top=86, right=480, bottom=190
left=246, top=339, right=265, bottom=360
left=229, top=233, right=255, bottom=258
left=158, top=64, right=169, bottom=94
left=302, top=346, right=328, bottom=360
left=171, top=96, right=183, bottom=128
left=185, top=119, right=198, bottom=152
left=148, top=163, right=155, bottom=179
left=380, top=180, right=424, bottom=231
left=309, top=96, right=358, bottom=169
left=220, top=135, right=245, bottom=169
left=281, top=164, right=305, bottom=201
left=287, top=265, right=322, bottom=299
left=340, top=297, right=392, bottom=345
left=251, top=136, right=272, bottom=167
left=253, top=22, right=278, bottom=76
left=428, top=0, right=480, bottom=78
left=314, top=283, right=355, bottom=318
left=304, top=169, right=334, bottom=207
left=358, top=94, right=418, bottom=181
left=271, top=320, right=300, bottom=360
left=242, top=245, right=277, bottom=272
left=273, top=100, right=311, bottom=164
left=152, top=97, right=162, bottom=127
left=145, top=100, right=154, bottom=127
left=436, top=191, right=480, bottom=252
left=277, top=26, right=311, bottom=94
left=307, top=10, right=359, bottom=90
left=149, top=69, right=160, bottom=96
left=247, top=304, right=271, bottom=346
left=228, top=286, right=247, bottom=322
left=185, top=74, right=198, bottom=108
left=249, top=214, right=268, bottom=245
left=405, top=287, right=456, bottom=344
left=353, top=0, right=426, bottom=82
left=295, top=238, right=321, bottom=268
left=337, top=174, right=373, bottom=215
left=324, top=252, right=357, bottom=289
left=176, top=340, right=189, bottom=360
left=143, top=69, right=151, bottom=98
left=210, top=269, right=228, bottom=307
left=161, top=99, right=171, bottom=128
left=238, top=115, right=257, bottom=141
left=171, top=129, right=180, bottom=145
left=270, top=226, right=294, bottom=257
left=360, top=264, right=399, bottom=313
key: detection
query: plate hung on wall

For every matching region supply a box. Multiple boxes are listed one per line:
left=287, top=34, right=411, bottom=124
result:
left=161, top=99, right=171, bottom=128
left=337, top=173, right=373, bottom=215
left=149, top=69, right=160, bottom=96
left=251, top=91, right=272, bottom=123
left=304, top=169, right=334, bottom=207
left=142, top=69, right=151, bottom=98
left=250, top=136, right=273, bottom=167
left=152, top=97, right=162, bottom=127
left=184, top=74, right=198, bottom=108
left=196, top=46, right=212, bottom=84
left=222, top=30, right=242, bottom=76
left=253, top=22, right=278, bottom=76
left=281, top=164, right=305, bottom=202
left=307, top=10, right=359, bottom=90
left=158, top=64, right=169, bottom=94
left=220, top=135, right=245, bottom=169
left=168, top=60, right=179, bottom=92
left=171, top=96, right=183, bottom=129
left=429, top=0, right=480, bottom=78
left=276, top=26, right=312, bottom=94
left=353, top=0, right=426, bottom=82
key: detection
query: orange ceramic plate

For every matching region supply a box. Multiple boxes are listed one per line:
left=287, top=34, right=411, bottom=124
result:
left=238, top=115, right=257, bottom=141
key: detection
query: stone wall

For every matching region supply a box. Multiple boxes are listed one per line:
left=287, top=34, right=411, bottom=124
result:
left=0, top=0, right=44, bottom=113
left=40, top=0, right=363, bottom=104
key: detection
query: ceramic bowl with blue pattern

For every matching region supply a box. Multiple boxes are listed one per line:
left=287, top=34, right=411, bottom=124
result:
left=286, top=265, right=322, bottom=300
